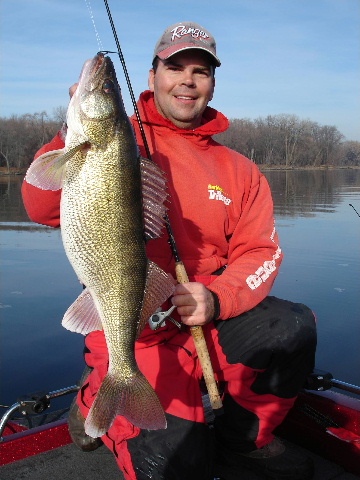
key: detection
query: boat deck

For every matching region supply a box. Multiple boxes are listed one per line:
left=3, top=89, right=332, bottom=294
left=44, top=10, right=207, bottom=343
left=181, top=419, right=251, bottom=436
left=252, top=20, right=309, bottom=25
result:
left=1, top=438, right=359, bottom=480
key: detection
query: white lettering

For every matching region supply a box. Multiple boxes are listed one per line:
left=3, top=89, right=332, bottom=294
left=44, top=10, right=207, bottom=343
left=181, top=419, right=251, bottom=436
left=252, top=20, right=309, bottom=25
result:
left=171, top=25, right=210, bottom=42
left=246, top=235, right=282, bottom=290
left=246, top=274, right=263, bottom=290
left=208, top=189, right=232, bottom=205
left=208, top=189, right=217, bottom=199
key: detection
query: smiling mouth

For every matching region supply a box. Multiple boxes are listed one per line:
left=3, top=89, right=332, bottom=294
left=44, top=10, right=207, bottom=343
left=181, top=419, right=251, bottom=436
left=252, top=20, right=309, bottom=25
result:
left=175, top=96, right=196, bottom=100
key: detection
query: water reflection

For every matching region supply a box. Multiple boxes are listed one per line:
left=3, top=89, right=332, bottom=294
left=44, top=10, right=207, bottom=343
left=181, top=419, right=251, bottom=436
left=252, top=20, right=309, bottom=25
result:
left=1, top=176, right=83, bottom=409
left=0, top=171, right=359, bottom=409
left=266, top=168, right=360, bottom=217
left=0, top=175, right=30, bottom=222
left=263, top=168, right=360, bottom=390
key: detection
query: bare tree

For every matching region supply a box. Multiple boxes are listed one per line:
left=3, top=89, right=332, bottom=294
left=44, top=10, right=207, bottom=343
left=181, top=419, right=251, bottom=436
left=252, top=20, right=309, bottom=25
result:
left=0, top=113, right=62, bottom=173
left=0, top=110, right=358, bottom=173
left=52, top=106, right=67, bottom=124
left=215, top=114, right=352, bottom=168
left=337, top=141, right=360, bottom=166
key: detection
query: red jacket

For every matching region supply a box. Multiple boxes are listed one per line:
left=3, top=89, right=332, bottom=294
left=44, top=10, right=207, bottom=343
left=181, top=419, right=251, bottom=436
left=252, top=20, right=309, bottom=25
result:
left=22, top=91, right=282, bottom=319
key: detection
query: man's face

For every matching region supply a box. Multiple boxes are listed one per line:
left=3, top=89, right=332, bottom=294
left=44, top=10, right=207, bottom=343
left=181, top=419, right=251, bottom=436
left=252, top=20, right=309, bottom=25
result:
left=148, top=50, right=215, bottom=130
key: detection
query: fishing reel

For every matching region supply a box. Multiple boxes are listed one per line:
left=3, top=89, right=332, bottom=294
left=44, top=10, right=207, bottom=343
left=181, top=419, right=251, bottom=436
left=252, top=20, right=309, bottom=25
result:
left=149, top=306, right=181, bottom=330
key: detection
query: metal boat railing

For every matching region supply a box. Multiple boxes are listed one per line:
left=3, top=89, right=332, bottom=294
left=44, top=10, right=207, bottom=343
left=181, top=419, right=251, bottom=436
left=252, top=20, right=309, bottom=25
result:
left=0, top=385, right=79, bottom=440
left=304, top=370, right=360, bottom=396
left=1, top=370, right=359, bottom=441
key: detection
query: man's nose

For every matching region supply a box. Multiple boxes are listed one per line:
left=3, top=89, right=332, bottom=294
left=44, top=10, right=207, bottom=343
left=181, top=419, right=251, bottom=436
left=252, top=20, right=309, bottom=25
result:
left=180, top=70, right=195, bottom=87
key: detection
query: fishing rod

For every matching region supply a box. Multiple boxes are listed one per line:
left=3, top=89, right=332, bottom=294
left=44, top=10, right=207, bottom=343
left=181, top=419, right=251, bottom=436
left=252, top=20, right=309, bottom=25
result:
left=102, top=0, right=223, bottom=413
left=349, top=204, right=360, bottom=217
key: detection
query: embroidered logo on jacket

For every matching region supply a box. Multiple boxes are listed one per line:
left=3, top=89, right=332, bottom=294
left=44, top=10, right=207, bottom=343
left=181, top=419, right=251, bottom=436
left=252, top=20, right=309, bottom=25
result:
left=208, top=184, right=232, bottom=205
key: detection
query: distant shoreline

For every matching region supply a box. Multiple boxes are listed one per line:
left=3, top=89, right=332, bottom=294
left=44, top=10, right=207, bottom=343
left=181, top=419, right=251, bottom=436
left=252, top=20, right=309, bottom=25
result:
left=1, top=165, right=359, bottom=176
left=258, top=165, right=360, bottom=171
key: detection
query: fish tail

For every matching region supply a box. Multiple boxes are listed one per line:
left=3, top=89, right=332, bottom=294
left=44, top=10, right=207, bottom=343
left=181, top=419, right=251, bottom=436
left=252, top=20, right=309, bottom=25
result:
left=84, top=371, right=167, bottom=438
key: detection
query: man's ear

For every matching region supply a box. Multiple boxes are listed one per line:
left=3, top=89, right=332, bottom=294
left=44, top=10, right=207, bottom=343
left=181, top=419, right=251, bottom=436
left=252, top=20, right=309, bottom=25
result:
left=209, top=77, right=215, bottom=102
left=148, top=69, right=155, bottom=92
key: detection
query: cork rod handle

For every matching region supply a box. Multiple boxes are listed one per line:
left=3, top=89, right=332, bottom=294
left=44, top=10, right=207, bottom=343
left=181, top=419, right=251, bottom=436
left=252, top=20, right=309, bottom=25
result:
left=175, top=261, right=223, bottom=412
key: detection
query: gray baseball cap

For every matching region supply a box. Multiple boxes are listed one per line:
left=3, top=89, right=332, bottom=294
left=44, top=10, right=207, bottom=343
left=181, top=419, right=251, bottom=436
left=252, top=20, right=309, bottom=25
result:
left=153, top=21, right=221, bottom=67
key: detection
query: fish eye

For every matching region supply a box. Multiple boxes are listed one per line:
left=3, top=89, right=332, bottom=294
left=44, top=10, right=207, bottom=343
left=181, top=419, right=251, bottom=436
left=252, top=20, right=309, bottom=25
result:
left=103, top=80, right=114, bottom=94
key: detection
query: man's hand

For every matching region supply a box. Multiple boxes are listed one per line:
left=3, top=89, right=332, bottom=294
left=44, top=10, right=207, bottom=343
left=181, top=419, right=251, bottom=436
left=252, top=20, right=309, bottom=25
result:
left=171, top=282, right=215, bottom=326
left=69, top=83, right=78, bottom=98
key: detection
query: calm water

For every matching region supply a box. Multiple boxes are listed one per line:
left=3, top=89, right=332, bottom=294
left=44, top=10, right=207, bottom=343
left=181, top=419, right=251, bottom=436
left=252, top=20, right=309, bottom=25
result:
left=0, top=170, right=359, bottom=411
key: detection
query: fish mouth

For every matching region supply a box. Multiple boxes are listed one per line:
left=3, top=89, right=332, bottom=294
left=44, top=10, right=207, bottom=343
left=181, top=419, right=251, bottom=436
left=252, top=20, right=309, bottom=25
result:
left=83, top=53, right=108, bottom=92
left=75, top=53, right=115, bottom=94
left=74, top=53, right=120, bottom=122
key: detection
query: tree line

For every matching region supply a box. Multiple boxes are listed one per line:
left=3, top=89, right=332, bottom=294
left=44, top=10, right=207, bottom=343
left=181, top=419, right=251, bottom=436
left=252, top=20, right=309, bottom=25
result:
left=0, top=108, right=66, bottom=174
left=0, top=110, right=359, bottom=173
left=214, top=114, right=360, bottom=167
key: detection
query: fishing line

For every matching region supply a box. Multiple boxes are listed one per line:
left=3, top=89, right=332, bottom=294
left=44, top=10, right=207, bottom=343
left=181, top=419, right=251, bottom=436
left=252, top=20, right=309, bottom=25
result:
left=85, top=0, right=104, bottom=52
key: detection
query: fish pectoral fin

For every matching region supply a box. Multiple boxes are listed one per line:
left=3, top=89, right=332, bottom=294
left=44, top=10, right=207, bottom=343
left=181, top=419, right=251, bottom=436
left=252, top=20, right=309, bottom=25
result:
left=62, top=287, right=102, bottom=335
left=25, top=143, right=87, bottom=190
left=140, top=157, right=169, bottom=240
left=136, top=260, right=175, bottom=338
left=84, top=371, right=166, bottom=438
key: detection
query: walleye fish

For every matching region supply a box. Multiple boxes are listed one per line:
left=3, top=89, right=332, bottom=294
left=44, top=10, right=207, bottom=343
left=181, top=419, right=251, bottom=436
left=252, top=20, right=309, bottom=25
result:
left=25, top=53, right=175, bottom=437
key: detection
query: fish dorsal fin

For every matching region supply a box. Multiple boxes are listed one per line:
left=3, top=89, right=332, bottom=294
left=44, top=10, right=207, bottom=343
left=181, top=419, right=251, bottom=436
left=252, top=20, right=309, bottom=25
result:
left=25, top=143, right=87, bottom=190
left=62, top=287, right=103, bottom=335
left=136, top=260, right=175, bottom=338
left=140, top=157, right=168, bottom=240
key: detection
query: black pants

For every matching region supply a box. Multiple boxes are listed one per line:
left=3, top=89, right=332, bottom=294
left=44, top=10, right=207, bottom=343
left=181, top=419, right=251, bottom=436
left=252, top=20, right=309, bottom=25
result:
left=123, top=296, right=317, bottom=480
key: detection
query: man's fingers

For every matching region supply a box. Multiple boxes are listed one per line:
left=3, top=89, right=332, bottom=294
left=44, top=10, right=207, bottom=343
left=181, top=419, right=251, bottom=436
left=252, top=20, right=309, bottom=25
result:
left=172, top=292, right=195, bottom=307
left=69, top=83, right=78, bottom=98
left=174, top=282, right=193, bottom=295
left=171, top=282, right=215, bottom=326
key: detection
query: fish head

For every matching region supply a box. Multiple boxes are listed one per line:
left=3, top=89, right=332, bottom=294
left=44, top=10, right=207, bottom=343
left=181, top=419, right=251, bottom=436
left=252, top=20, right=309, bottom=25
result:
left=66, top=53, right=125, bottom=147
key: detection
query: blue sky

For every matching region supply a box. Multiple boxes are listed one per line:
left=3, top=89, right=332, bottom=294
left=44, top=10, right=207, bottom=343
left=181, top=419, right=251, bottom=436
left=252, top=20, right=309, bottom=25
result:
left=1, top=0, right=359, bottom=140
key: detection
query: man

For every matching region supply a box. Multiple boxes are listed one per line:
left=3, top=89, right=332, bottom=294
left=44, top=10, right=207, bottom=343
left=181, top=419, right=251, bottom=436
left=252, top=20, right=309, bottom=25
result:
left=22, top=22, right=317, bottom=480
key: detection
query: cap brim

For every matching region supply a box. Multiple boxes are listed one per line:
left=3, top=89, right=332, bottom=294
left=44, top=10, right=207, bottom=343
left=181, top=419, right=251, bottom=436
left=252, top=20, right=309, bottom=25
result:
left=156, top=43, right=221, bottom=67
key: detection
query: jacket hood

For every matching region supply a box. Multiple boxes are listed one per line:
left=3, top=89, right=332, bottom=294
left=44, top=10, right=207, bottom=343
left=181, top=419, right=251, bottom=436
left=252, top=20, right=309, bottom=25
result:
left=134, top=90, right=229, bottom=137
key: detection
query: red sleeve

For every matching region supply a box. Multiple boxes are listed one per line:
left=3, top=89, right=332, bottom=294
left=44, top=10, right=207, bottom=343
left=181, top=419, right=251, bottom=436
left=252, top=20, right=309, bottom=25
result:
left=22, top=130, right=65, bottom=228
left=207, top=170, right=283, bottom=319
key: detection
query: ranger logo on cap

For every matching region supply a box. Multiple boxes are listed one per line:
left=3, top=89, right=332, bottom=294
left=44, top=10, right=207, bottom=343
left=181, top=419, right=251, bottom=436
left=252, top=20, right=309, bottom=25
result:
left=153, top=21, right=221, bottom=67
